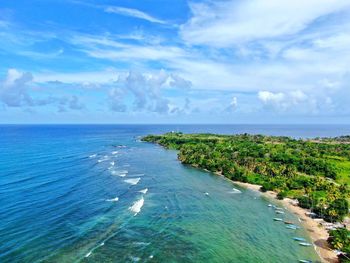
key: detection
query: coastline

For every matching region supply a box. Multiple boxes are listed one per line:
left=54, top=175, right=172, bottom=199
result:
left=143, top=136, right=345, bottom=263
left=233, top=181, right=338, bottom=263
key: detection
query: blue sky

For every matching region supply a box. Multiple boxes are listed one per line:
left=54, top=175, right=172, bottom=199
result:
left=1, top=0, right=350, bottom=123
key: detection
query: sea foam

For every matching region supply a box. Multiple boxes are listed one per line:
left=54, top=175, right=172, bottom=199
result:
left=139, top=188, right=148, bottom=194
left=97, top=156, right=109, bottom=163
left=111, top=170, right=128, bottom=177
left=124, top=178, right=140, bottom=185
left=129, top=197, right=144, bottom=215
left=106, top=197, right=119, bottom=202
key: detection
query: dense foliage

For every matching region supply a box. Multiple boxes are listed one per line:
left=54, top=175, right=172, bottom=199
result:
left=328, top=228, right=350, bottom=262
left=143, top=132, right=350, bottom=222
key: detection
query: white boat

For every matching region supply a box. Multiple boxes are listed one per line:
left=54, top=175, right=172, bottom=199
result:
left=299, top=242, right=312, bottom=246
left=232, top=188, right=241, bottom=193
left=293, top=237, right=306, bottom=242
left=273, top=218, right=283, bottom=221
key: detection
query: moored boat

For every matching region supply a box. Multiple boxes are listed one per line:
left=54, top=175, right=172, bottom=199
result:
left=273, top=218, right=283, bottom=221
left=299, top=242, right=312, bottom=246
left=293, top=237, right=306, bottom=242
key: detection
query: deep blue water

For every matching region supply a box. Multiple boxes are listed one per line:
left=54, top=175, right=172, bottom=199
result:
left=1, top=124, right=349, bottom=263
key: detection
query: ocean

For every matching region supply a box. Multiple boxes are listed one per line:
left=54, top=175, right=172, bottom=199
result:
left=1, top=124, right=349, bottom=262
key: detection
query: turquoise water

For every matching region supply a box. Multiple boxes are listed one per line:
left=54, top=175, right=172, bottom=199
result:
left=1, top=125, right=344, bottom=262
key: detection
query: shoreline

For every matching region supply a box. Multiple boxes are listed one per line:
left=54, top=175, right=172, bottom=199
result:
left=233, top=181, right=338, bottom=263
left=147, top=139, right=342, bottom=262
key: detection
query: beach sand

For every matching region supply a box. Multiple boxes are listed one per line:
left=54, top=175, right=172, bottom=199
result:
left=233, top=181, right=339, bottom=263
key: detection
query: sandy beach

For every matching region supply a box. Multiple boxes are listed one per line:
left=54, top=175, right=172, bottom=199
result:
left=233, top=181, right=339, bottom=263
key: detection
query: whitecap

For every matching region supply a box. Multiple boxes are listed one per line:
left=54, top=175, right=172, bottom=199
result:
left=112, top=151, right=118, bottom=155
left=110, top=161, right=115, bottom=166
left=89, top=154, right=97, bottom=158
left=110, top=170, right=128, bottom=177
left=97, top=156, right=109, bottom=163
left=106, top=197, right=119, bottom=202
left=129, top=197, right=144, bottom=215
left=139, top=188, right=148, bottom=194
left=149, top=255, right=154, bottom=259
left=124, top=178, right=141, bottom=185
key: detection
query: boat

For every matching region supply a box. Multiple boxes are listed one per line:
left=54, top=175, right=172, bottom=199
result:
left=231, top=188, right=241, bottom=193
left=286, top=225, right=298, bottom=230
left=268, top=204, right=273, bottom=207
left=293, top=237, right=306, bottom=242
left=276, top=210, right=285, bottom=214
left=299, top=242, right=312, bottom=246
left=284, top=221, right=294, bottom=224
left=273, top=218, right=283, bottom=221
left=299, top=260, right=312, bottom=263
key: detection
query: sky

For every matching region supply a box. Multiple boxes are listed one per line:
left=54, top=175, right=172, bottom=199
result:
left=1, top=0, right=350, bottom=124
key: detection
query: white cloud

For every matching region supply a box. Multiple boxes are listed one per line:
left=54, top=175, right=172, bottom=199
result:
left=105, top=6, right=167, bottom=24
left=258, top=91, right=286, bottom=106
left=224, top=96, right=238, bottom=112
left=0, top=69, right=85, bottom=111
left=258, top=90, right=310, bottom=111
left=230, top=96, right=238, bottom=108
left=257, top=88, right=345, bottom=115
left=314, top=33, right=350, bottom=50
left=109, top=87, right=127, bottom=112
left=3, top=1, right=350, bottom=121
left=34, top=68, right=121, bottom=84
left=18, top=49, right=64, bottom=60
left=0, top=69, right=34, bottom=107
left=180, top=0, right=350, bottom=47
left=107, top=70, right=192, bottom=114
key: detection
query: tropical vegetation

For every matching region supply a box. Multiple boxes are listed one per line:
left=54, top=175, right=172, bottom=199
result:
left=142, top=132, right=350, bottom=223
left=328, top=228, right=350, bottom=262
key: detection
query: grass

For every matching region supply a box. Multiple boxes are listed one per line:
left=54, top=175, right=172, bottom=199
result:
left=328, top=158, right=350, bottom=185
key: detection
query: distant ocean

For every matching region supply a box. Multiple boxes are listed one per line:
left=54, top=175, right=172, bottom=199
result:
left=1, top=124, right=348, bottom=262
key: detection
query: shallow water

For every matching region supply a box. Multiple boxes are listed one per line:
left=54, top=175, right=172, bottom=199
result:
left=0, top=124, right=341, bottom=262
